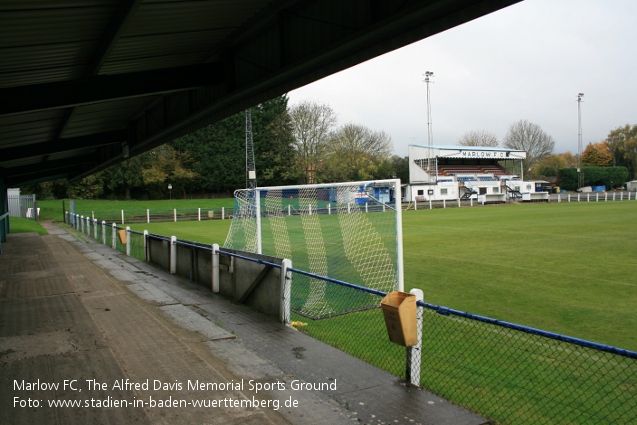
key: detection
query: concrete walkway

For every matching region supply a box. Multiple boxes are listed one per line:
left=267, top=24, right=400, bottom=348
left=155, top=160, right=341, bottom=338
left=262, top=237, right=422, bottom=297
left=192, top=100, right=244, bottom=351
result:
left=0, top=221, right=487, bottom=425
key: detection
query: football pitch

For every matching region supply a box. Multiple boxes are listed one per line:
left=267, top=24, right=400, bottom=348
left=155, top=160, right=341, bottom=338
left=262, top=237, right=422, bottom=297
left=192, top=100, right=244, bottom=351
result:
left=130, top=201, right=637, bottom=351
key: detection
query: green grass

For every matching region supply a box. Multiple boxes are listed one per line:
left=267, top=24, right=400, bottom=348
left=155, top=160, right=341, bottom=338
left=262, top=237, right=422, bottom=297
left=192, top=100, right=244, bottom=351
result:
left=7, top=217, right=49, bottom=235
left=402, top=202, right=637, bottom=351
left=127, top=201, right=636, bottom=351
left=37, top=198, right=235, bottom=221
left=128, top=220, right=231, bottom=245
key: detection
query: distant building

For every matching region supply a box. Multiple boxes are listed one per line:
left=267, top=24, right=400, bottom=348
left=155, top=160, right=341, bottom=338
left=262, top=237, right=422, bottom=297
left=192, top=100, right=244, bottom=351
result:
left=404, top=145, right=547, bottom=203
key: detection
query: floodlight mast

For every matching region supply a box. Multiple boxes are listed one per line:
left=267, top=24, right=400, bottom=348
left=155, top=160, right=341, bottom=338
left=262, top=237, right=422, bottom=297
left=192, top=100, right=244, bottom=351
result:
left=577, top=93, right=584, bottom=190
left=424, top=71, right=434, bottom=182
left=245, top=108, right=257, bottom=189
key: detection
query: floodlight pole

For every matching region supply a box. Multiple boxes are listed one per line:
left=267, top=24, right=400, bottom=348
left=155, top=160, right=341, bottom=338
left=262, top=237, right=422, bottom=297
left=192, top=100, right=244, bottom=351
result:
left=424, top=71, right=434, bottom=182
left=577, top=93, right=584, bottom=190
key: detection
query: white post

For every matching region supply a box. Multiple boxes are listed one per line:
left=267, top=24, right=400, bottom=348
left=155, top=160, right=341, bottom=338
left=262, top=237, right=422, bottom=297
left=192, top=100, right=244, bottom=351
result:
left=383, top=203, right=386, bottom=212
left=309, top=204, right=312, bottom=216
left=568, top=194, right=571, bottom=202
left=577, top=193, right=581, bottom=202
left=288, top=204, right=291, bottom=216
left=81, top=215, right=84, bottom=233
left=174, top=209, right=177, bottom=222
left=170, top=236, right=177, bottom=274
left=255, top=189, right=262, bottom=254
left=414, top=198, right=417, bottom=211
left=407, top=288, right=423, bottom=387
left=147, top=209, right=150, bottom=223
left=112, top=223, right=116, bottom=249
left=91, top=211, right=95, bottom=220
left=328, top=204, right=331, bottom=215
left=429, top=198, right=432, bottom=210
left=621, top=192, right=624, bottom=201
left=596, top=193, right=599, bottom=202
left=143, top=230, right=149, bottom=261
left=470, top=198, right=473, bottom=207
left=94, top=219, right=98, bottom=239
left=222, top=207, right=225, bottom=220
left=102, top=221, right=106, bottom=244
left=587, top=193, right=590, bottom=202
left=347, top=203, right=351, bottom=214
left=121, top=210, right=124, bottom=224
left=613, top=192, right=616, bottom=201
left=394, top=180, right=404, bottom=292
left=605, top=193, right=608, bottom=202
left=365, top=202, right=368, bottom=213
left=443, top=199, right=446, bottom=209
left=126, top=226, right=131, bottom=256
left=198, top=208, right=201, bottom=221
left=457, top=198, right=461, bottom=208
left=558, top=194, right=561, bottom=203
left=212, top=244, right=220, bottom=293
left=281, top=258, right=293, bottom=326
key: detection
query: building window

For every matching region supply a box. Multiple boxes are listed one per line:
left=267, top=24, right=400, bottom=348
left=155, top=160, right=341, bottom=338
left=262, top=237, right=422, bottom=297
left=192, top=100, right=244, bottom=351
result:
left=479, top=187, right=487, bottom=195
left=493, top=187, right=499, bottom=193
left=417, top=190, right=424, bottom=196
left=440, top=188, right=448, bottom=195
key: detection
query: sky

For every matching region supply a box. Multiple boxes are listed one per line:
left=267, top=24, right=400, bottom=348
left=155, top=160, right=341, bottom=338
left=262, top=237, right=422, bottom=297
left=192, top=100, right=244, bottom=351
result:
left=287, top=0, right=637, bottom=157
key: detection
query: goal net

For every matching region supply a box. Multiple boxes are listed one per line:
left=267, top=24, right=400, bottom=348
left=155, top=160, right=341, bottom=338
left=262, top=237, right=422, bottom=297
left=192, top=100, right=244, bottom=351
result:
left=223, top=179, right=404, bottom=319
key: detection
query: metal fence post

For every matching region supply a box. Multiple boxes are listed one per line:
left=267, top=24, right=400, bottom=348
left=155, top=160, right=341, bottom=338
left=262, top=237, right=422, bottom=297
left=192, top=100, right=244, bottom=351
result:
left=174, top=208, right=177, bottom=222
left=281, top=259, right=292, bottom=326
left=407, top=288, right=424, bottom=387
left=81, top=215, right=84, bottom=233
left=147, top=209, right=150, bottom=223
left=170, top=236, right=177, bottom=274
left=143, top=230, right=149, bottom=261
left=126, top=226, right=131, bottom=256
left=102, top=221, right=106, bottom=244
left=121, top=209, right=124, bottom=224
left=212, top=243, right=220, bottom=293
left=112, top=223, right=116, bottom=249
left=93, top=219, right=98, bottom=239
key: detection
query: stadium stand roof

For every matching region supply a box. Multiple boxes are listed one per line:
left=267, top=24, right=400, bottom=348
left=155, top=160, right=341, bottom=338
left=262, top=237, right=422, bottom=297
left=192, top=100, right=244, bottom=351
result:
left=0, top=0, right=521, bottom=186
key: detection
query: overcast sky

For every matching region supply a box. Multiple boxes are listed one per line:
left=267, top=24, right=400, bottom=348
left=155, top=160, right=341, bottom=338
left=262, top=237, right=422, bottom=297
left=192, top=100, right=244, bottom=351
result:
left=287, top=0, right=636, bottom=157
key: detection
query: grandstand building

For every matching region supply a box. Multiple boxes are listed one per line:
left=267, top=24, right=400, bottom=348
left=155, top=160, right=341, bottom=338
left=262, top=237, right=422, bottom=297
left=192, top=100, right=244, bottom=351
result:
left=404, top=145, right=548, bottom=203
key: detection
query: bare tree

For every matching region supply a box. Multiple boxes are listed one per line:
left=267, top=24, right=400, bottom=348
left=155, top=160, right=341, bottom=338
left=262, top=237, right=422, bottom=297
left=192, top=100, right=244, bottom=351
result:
left=289, top=101, right=337, bottom=183
left=323, top=123, right=393, bottom=181
left=458, top=130, right=499, bottom=147
left=503, top=119, right=555, bottom=171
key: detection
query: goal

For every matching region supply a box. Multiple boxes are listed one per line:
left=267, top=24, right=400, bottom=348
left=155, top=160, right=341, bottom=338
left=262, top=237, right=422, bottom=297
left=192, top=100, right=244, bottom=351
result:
left=223, top=179, right=404, bottom=319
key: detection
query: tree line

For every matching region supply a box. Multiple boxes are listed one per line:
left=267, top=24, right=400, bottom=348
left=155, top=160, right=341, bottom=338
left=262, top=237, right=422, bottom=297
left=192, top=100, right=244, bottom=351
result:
left=22, top=96, right=636, bottom=199
left=459, top=120, right=637, bottom=187
left=26, top=96, right=408, bottom=200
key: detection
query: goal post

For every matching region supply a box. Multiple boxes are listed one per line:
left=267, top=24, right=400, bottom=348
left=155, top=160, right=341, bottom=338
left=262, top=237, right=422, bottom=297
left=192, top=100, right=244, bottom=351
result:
left=224, top=179, right=404, bottom=319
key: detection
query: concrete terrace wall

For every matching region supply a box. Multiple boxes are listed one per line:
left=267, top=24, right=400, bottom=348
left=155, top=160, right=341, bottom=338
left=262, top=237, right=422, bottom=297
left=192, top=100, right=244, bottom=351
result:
left=145, top=234, right=284, bottom=321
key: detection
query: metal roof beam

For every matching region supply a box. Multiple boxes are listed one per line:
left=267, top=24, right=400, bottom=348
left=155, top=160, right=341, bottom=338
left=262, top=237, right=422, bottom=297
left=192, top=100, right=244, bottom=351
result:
left=0, top=130, right=127, bottom=162
left=1, top=155, right=96, bottom=182
left=0, top=63, right=224, bottom=117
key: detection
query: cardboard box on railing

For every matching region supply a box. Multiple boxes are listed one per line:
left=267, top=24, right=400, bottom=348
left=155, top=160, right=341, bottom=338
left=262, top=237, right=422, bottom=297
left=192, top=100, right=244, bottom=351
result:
left=381, top=291, right=417, bottom=347
left=117, top=229, right=127, bottom=244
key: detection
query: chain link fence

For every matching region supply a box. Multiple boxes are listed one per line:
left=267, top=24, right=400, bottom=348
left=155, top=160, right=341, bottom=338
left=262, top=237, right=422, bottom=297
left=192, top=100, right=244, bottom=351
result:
left=289, top=269, right=637, bottom=425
